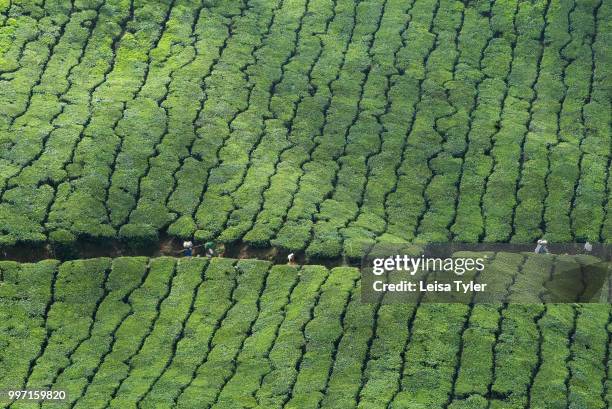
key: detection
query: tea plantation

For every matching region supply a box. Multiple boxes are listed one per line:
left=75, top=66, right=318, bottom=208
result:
left=0, top=0, right=609, bottom=258
left=0, top=0, right=610, bottom=407
left=0, top=255, right=610, bottom=408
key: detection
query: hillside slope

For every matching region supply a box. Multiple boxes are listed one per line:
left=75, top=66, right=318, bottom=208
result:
left=0, top=0, right=609, bottom=257
left=1, top=256, right=610, bottom=408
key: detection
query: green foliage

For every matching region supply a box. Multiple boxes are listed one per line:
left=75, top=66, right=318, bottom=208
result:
left=118, top=223, right=158, bottom=249
left=0, top=0, right=609, bottom=254
left=2, top=255, right=609, bottom=408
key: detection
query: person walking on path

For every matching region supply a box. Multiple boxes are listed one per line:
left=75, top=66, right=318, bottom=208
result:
left=183, top=240, right=194, bottom=257
left=534, top=239, right=549, bottom=254
left=205, top=241, right=215, bottom=258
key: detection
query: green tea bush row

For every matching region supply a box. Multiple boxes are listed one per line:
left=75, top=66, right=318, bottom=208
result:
left=283, top=267, right=358, bottom=409
left=194, top=0, right=318, bottom=244
left=105, top=0, right=207, bottom=231
left=450, top=0, right=516, bottom=242
left=173, top=260, right=268, bottom=408
left=0, top=0, right=106, bottom=246
left=1, top=255, right=610, bottom=408
left=8, top=258, right=110, bottom=409
left=156, top=0, right=247, bottom=237
left=340, top=0, right=419, bottom=257
left=514, top=0, right=582, bottom=243
left=103, top=257, right=207, bottom=408
left=564, top=0, right=610, bottom=243
left=414, top=0, right=493, bottom=243
left=592, top=0, right=611, bottom=243
left=356, top=302, right=416, bottom=408
left=0, top=0, right=72, bottom=130
left=0, top=260, right=57, bottom=393
left=307, top=0, right=404, bottom=257
left=482, top=0, right=548, bottom=242
left=566, top=304, right=609, bottom=408
left=0, top=0, right=608, bottom=255
left=135, top=258, right=239, bottom=408
left=187, top=0, right=282, bottom=241
left=68, top=257, right=177, bottom=409
left=272, top=0, right=387, bottom=256
left=1, top=0, right=130, bottom=249
left=44, top=257, right=149, bottom=408
left=450, top=253, right=524, bottom=406
left=212, top=265, right=300, bottom=408
left=246, top=0, right=357, bottom=249
left=215, top=0, right=342, bottom=246
left=45, top=0, right=176, bottom=242
left=319, top=285, right=376, bottom=409
left=336, top=0, right=452, bottom=256
left=0, top=0, right=47, bottom=71
left=255, top=265, right=329, bottom=408
left=382, top=0, right=442, bottom=244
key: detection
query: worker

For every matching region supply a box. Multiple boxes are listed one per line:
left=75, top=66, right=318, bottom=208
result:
left=287, top=253, right=296, bottom=265
left=183, top=240, right=194, bottom=257
left=534, top=239, right=549, bottom=254
left=205, top=241, right=215, bottom=258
